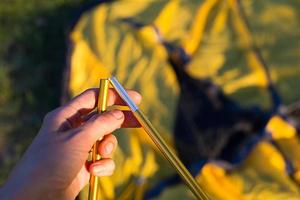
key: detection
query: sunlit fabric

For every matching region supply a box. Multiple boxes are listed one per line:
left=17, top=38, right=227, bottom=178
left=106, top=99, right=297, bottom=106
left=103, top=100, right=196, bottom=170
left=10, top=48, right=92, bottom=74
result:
left=66, top=0, right=300, bottom=199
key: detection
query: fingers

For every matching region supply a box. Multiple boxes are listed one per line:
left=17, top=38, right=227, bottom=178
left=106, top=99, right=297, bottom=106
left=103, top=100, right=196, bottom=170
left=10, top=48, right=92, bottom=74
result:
left=82, top=110, right=141, bottom=128
left=87, top=134, right=117, bottom=177
left=64, top=88, right=142, bottom=115
left=43, top=89, right=99, bottom=131
left=66, top=88, right=99, bottom=115
left=97, top=134, right=117, bottom=158
left=89, top=159, right=115, bottom=177
left=107, top=89, right=142, bottom=106
left=73, top=110, right=124, bottom=150
left=43, top=88, right=141, bottom=132
left=63, top=88, right=141, bottom=116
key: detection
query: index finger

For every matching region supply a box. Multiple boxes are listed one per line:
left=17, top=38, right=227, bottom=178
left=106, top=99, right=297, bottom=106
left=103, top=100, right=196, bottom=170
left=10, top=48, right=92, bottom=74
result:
left=107, top=88, right=142, bottom=107
left=66, top=88, right=141, bottom=116
left=44, top=88, right=141, bottom=132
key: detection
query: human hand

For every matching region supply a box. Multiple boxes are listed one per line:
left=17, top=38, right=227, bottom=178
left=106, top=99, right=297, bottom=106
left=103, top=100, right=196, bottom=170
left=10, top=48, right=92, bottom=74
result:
left=0, top=88, right=141, bottom=200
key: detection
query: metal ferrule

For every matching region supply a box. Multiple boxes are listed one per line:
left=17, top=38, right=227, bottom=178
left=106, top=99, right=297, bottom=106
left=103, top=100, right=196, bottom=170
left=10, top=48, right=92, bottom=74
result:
left=108, top=77, right=138, bottom=112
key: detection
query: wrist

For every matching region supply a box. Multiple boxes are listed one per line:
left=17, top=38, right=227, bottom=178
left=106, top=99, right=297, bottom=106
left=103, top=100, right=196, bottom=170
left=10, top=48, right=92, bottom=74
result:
left=0, top=171, right=43, bottom=200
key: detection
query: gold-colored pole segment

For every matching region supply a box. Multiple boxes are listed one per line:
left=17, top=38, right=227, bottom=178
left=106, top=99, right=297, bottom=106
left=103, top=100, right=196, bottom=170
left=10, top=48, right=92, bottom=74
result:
left=109, top=77, right=210, bottom=200
left=133, top=110, right=210, bottom=200
left=97, top=79, right=110, bottom=112
left=88, top=79, right=109, bottom=200
left=108, top=77, right=209, bottom=199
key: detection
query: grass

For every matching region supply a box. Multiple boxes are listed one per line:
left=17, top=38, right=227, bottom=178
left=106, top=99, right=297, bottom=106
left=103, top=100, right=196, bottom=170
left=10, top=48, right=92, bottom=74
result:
left=0, top=0, right=99, bottom=184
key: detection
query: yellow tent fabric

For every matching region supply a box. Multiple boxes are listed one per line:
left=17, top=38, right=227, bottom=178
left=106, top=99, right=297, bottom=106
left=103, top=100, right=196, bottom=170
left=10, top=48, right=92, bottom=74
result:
left=67, top=0, right=300, bottom=199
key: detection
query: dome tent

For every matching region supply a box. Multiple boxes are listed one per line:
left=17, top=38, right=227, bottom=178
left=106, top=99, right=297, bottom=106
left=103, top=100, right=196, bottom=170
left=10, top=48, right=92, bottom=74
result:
left=65, top=0, right=300, bottom=199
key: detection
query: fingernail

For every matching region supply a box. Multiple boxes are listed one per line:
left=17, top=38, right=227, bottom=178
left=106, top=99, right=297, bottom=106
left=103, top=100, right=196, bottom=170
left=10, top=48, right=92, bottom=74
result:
left=105, top=142, right=114, bottom=154
left=136, top=93, right=142, bottom=102
left=93, top=162, right=114, bottom=176
left=93, top=165, right=106, bottom=175
left=111, top=110, right=123, bottom=120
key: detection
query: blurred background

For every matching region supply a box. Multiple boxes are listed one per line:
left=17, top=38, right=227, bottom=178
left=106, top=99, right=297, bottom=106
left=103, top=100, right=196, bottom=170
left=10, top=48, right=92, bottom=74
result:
left=1, top=0, right=300, bottom=199
left=0, top=0, right=100, bottom=183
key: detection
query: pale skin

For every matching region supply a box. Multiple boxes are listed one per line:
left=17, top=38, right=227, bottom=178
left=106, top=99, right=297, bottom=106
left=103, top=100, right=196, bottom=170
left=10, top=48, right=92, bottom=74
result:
left=0, top=88, right=141, bottom=200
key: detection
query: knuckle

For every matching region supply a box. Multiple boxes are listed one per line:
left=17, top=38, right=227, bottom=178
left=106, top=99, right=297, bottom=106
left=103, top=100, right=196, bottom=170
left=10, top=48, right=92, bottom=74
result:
left=84, top=88, right=94, bottom=93
left=96, top=113, right=118, bottom=129
left=43, top=107, right=60, bottom=122
left=83, top=88, right=97, bottom=97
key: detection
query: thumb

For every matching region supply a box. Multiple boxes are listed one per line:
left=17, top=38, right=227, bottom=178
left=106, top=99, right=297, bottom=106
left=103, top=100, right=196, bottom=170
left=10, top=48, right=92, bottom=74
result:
left=72, top=110, right=124, bottom=150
